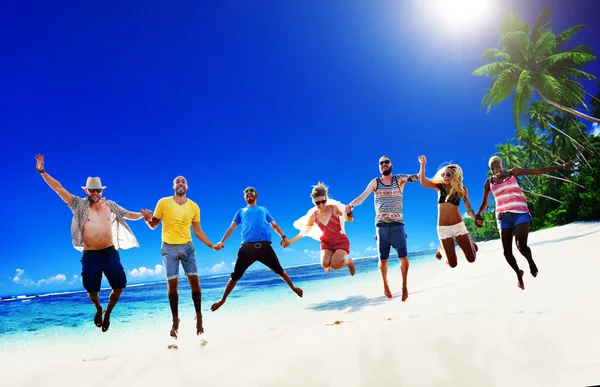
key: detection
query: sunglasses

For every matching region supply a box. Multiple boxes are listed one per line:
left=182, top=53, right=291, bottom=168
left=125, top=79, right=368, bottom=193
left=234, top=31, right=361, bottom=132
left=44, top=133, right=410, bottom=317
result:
left=314, top=200, right=327, bottom=206
left=442, top=172, right=454, bottom=177
left=88, top=189, right=103, bottom=193
left=244, top=188, right=256, bottom=194
left=379, top=160, right=391, bottom=165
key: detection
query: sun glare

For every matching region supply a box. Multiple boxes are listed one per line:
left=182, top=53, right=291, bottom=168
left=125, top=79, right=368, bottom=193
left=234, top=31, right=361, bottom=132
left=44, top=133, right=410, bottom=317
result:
left=422, top=0, right=497, bottom=32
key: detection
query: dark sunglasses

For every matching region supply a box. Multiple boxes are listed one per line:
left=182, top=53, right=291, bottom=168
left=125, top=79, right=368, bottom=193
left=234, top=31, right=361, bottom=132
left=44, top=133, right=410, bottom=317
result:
left=442, top=172, right=454, bottom=177
left=314, top=200, right=327, bottom=206
left=88, top=189, right=103, bottom=193
left=379, top=160, right=391, bottom=165
left=244, top=188, right=256, bottom=194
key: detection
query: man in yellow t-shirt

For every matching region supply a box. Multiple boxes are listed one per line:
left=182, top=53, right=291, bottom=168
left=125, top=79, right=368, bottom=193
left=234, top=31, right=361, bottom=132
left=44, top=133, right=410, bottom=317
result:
left=142, top=176, right=217, bottom=339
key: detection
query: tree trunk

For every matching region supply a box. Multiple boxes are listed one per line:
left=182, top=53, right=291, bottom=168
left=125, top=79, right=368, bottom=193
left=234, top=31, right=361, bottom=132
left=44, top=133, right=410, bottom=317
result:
left=537, top=91, right=600, bottom=124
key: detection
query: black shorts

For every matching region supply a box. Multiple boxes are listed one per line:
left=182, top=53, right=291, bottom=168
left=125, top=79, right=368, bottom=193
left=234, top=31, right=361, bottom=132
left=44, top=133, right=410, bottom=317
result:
left=231, top=241, right=284, bottom=281
left=80, top=246, right=127, bottom=293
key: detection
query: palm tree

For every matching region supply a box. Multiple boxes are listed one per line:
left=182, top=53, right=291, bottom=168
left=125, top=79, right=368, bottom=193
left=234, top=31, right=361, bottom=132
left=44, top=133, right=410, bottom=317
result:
left=472, top=9, right=600, bottom=126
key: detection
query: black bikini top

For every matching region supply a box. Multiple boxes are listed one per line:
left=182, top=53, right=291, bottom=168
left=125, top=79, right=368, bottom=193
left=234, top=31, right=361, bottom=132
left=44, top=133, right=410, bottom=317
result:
left=437, top=184, right=460, bottom=206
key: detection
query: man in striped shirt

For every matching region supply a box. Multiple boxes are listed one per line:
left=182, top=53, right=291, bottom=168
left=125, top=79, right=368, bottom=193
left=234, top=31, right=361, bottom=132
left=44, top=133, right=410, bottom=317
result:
left=347, top=155, right=419, bottom=301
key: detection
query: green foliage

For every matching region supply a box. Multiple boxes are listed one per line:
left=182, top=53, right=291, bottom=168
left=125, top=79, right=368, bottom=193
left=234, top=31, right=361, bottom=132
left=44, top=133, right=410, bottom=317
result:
left=472, top=8, right=599, bottom=127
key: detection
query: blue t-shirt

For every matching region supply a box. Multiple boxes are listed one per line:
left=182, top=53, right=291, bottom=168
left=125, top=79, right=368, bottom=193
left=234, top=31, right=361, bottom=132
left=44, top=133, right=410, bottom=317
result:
left=233, top=206, right=274, bottom=244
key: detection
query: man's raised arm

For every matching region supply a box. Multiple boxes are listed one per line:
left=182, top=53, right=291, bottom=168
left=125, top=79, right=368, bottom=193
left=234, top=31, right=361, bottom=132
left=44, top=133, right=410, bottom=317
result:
left=35, top=154, right=73, bottom=204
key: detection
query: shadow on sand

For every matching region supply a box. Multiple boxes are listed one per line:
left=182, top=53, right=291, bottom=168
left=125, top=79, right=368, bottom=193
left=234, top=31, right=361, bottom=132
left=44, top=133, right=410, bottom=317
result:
left=306, top=273, right=495, bottom=313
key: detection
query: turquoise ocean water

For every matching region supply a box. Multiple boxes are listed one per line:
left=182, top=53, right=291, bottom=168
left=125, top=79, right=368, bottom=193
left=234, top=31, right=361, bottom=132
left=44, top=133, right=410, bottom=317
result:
left=0, top=251, right=437, bottom=356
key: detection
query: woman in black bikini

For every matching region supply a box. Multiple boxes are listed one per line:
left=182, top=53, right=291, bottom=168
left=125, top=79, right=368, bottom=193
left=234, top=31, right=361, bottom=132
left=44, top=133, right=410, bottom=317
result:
left=418, top=155, right=478, bottom=268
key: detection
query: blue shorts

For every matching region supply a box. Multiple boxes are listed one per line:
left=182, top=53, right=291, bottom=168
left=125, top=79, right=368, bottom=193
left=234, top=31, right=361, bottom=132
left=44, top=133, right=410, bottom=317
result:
left=497, top=212, right=531, bottom=229
left=375, top=222, right=408, bottom=260
left=161, top=242, right=198, bottom=280
left=81, top=246, right=127, bottom=293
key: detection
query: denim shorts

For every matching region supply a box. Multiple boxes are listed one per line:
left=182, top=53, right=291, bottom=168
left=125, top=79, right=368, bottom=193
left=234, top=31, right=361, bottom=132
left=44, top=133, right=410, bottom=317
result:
left=161, top=242, right=198, bottom=280
left=497, top=212, right=531, bottom=229
left=375, top=222, right=408, bottom=260
left=81, top=246, right=127, bottom=293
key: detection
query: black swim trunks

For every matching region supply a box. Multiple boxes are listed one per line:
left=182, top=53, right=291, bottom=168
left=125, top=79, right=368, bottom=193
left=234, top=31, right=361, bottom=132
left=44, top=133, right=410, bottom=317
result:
left=80, top=246, right=127, bottom=293
left=230, top=241, right=284, bottom=281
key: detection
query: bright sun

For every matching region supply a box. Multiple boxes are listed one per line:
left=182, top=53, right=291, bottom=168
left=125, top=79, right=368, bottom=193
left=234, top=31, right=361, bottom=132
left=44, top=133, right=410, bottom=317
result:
left=422, top=0, right=497, bottom=31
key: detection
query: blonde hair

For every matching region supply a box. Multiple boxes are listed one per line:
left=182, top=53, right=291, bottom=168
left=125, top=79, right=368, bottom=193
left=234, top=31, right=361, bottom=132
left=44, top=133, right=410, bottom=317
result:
left=488, top=156, right=503, bottom=168
left=311, top=182, right=328, bottom=199
left=430, top=164, right=466, bottom=201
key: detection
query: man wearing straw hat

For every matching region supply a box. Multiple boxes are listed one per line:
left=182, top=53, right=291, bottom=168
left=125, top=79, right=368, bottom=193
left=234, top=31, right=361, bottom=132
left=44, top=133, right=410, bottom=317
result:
left=35, top=154, right=145, bottom=333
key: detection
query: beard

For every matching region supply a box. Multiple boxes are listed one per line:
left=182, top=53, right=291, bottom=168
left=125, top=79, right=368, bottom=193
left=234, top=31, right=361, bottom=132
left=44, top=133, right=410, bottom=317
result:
left=382, top=166, right=392, bottom=176
left=245, top=195, right=256, bottom=204
left=87, top=196, right=101, bottom=204
left=175, top=188, right=186, bottom=196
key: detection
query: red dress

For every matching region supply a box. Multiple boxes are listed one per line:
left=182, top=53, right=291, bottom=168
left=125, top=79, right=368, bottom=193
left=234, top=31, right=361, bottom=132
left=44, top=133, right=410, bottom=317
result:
left=314, top=207, right=350, bottom=254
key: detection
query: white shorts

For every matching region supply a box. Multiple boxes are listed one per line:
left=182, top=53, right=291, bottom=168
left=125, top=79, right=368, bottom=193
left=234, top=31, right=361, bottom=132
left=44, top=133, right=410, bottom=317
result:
left=437, top=222, right=469, bottom=240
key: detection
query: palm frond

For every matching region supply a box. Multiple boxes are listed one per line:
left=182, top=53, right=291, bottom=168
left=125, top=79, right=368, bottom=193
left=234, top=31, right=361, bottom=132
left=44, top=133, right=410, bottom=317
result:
left=563, top=68, right=597, bottom=81
left=471, top=62, right=518, bottom=77
left=500, top=31, right=529, bottom=64
left=478, top=48, right=511, bottom=62
left=513, top=70, right=532, bottom=127
left=532, top=72, right=564, bottom=102
left=534, top=30, right=557, bottom=58
left=555, top=25, right=585, bottom=50
left=531, top=9, right=552, bottom=44
left=542, top=51, right=596, bottom=67
left=482, top=68, right=522, bottom=111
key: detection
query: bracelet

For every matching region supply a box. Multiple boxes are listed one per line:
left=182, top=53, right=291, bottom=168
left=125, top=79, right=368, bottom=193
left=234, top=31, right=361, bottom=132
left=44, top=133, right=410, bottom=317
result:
left=37, top=168, right=45, bottom=174
left=467, top=209, right=474, bottom=214
left=281, top=234, right=287, bottom=239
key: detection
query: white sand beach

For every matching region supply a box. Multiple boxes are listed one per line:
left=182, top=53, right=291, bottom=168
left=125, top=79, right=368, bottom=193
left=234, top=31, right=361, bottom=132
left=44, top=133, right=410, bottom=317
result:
left=4, top=221, right=600, bottom=387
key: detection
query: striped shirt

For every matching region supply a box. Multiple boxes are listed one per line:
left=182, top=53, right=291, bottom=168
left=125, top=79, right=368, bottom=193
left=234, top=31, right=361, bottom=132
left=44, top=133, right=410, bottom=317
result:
left=67, top=196, right=139, bottom=252
left=489, top=175, right=529, bottom=215
left=374, top=175, right=405, bottom=224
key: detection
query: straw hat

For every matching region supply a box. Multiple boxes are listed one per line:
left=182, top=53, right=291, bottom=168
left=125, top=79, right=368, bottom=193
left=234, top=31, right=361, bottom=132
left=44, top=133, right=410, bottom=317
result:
left=82, top=177, right=106, bottom=190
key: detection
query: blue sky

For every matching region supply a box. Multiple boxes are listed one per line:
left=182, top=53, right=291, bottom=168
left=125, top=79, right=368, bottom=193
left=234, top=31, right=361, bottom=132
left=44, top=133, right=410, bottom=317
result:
left=1, top=0, right=599, bottom=296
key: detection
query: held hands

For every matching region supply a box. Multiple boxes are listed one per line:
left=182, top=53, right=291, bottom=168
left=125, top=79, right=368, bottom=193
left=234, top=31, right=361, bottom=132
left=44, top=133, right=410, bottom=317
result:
left=345, top=204, right=354, bottom=214
left=418, top=155, right=427, bottom=165
left=214, top=242, right=225, bottom=251
left=35, top=154, right=45, bottom=172
left=140, top=209, right=153, bottom=221
left=281, top=238, right=291, bottom=248
left=474, top=214, right=484, bottom=228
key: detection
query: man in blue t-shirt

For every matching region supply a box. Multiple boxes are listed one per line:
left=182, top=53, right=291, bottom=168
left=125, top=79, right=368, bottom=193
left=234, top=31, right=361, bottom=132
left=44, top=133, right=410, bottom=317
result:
left=211, top=186, right=303, bottom=312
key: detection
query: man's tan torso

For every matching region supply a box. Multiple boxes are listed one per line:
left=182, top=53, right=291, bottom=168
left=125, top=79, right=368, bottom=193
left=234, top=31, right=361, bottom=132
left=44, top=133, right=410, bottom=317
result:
left=83, top=201, right=114, bottom=250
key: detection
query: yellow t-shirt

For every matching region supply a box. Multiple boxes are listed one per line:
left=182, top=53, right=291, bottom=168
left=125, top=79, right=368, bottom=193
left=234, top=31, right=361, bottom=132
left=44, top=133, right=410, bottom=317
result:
left=153, top=197, right=200, bottom=245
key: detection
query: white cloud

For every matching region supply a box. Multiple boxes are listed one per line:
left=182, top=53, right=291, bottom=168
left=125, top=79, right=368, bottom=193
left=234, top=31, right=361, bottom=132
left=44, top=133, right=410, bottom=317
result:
left=206, top=261, right=228, bottom=274
left=12, top=269, right=68, bottom=287
left=592, top=123, right=600, bottom=137
left=303, top=249, right=320, bottom=260
left=68, top=275, right=80, bottom=284
left=364, top=246, right=375, bottom=253
left=129, top=264, right=164, bottom=278
left=12, top=268, right=34, bottom=286
left=429, top=241, right=436, bottom=249
left=37, top=274, right=67, bottom=286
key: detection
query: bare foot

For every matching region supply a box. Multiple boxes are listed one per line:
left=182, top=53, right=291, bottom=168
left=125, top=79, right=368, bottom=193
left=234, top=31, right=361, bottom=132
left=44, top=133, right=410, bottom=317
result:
left=293, top=287, right=303, bottom=297
left=211, top=300, right=225, bottom=312
left=323, top=267, right=331, bottom=273
left=528, top=260, right=538, bottom=277
left=348, top=259, right=356, bottom=276
left=435, top=247, right=442, bottom=260
left=401, top=286, right=409, bottom=302
left=383, top=283, right=392, bottom=299
left=94, top=308, right=103, bottom=328
left=195, top=315, right=204, bottom=335
left=101, top=311, right=111, bottom=332
left=473, top=242, right=479, bottom=253
left=170, top=318, right=180, bottom=339
left=517, top=270, right=525, bottom=290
